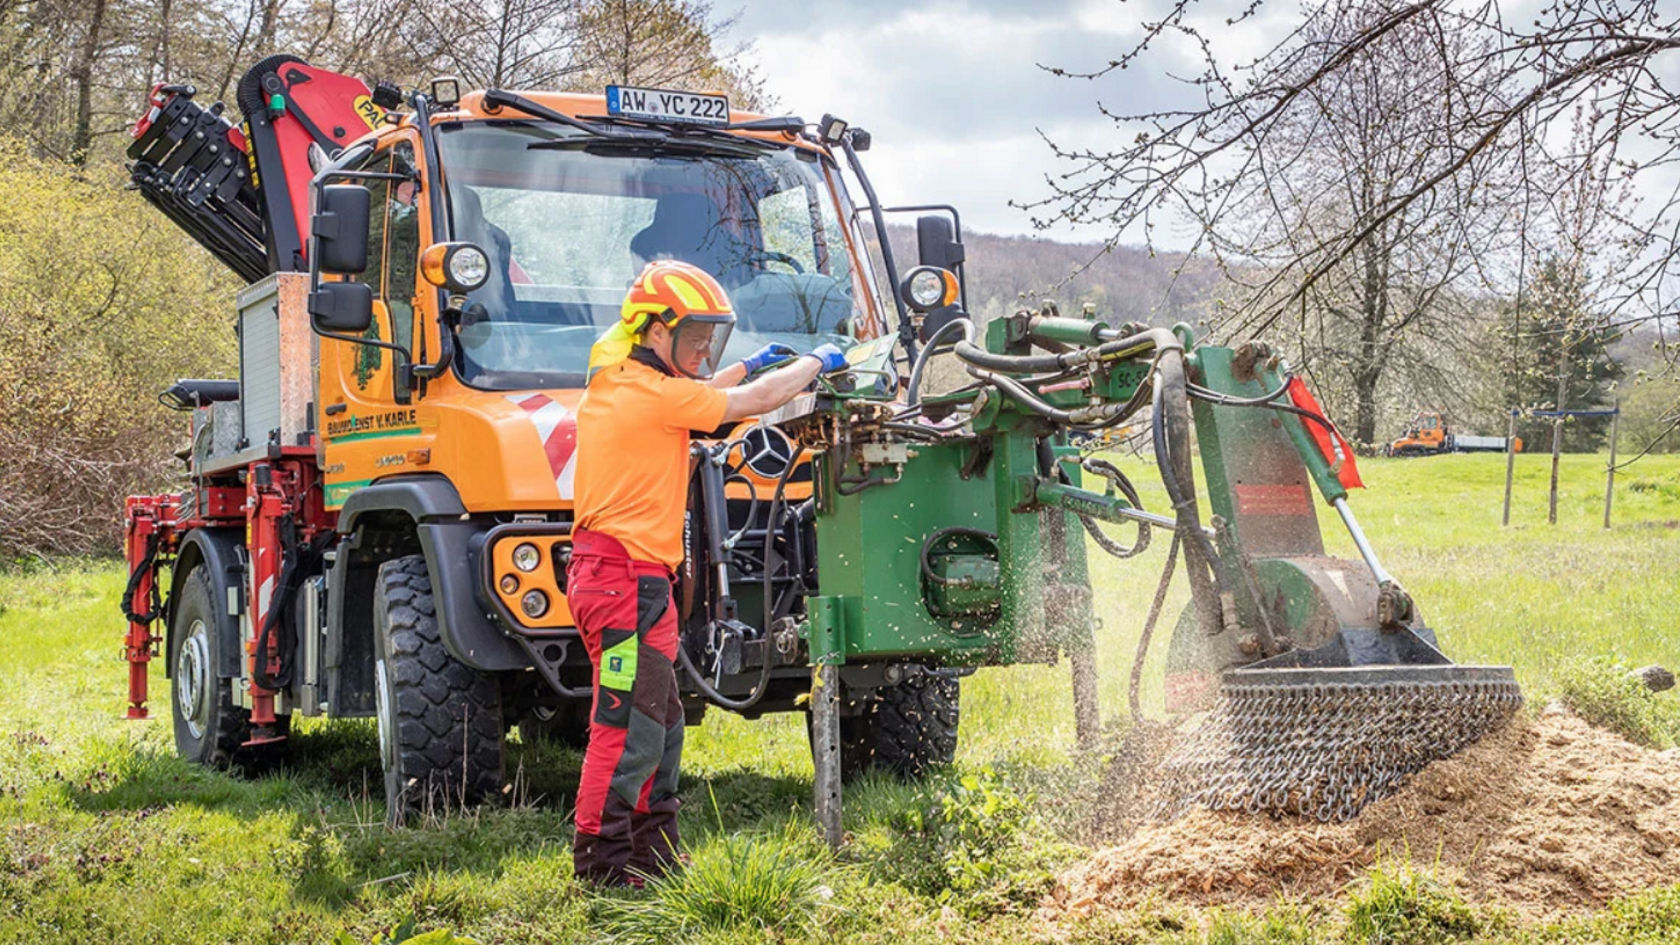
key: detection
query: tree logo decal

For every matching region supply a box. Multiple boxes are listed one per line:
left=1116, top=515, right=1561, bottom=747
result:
left=356, top=317, right=383, bottom=390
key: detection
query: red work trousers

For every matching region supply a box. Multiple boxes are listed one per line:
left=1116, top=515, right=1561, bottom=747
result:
left=566, top=528, right=685, bottom=886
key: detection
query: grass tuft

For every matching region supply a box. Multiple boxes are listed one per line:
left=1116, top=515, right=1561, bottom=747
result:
left=1196, top=903, right=1321, bottom=945
left=1343, top=858, right=1486, bottom=945
left=597, top=820, right=838, bottom=944
left=869, top=764, right=1081, bottom=918
left=1556, top=657, right=1680, bottom=749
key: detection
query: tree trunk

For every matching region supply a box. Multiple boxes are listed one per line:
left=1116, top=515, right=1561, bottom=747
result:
left=256, top=0, right=286, bottom=55
left=70, top=0, right=109, bottom=166
left=1354, top=368, right=1380, bottom=446
left=1349, top=218, right=1388, bottom=446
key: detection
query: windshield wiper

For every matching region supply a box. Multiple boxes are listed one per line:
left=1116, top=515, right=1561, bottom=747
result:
left=481, top=89, right=627, bottom=139
left=528, top=136, right=764, bottom=159
left=570, top=113, right=790, bottom=151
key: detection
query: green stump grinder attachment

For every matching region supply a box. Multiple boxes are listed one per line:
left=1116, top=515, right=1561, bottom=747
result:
left=792, top=312, right=1521, bottom=843
left=1153, top=342, right=1522, bottom=821
left=1160, top=665, right=1521, bottom=821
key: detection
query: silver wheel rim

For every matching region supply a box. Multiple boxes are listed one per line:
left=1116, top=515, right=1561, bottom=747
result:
left=175, top=619, right=211, bottom=740
left=374, top=659, right=394, bottom=773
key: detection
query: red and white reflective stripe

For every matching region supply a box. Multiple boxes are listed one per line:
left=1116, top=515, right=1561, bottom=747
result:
left=507, top=393, right=578, bottom=499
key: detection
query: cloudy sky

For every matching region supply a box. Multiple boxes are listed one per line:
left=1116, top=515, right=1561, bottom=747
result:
left=731, top=0, right=1207, bottom=243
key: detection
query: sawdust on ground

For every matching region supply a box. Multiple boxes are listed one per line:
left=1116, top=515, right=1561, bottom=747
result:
left=1043, top=704, right=1680, bottom=920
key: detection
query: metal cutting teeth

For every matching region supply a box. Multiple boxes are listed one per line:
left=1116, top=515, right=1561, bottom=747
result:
left=1155, top=666, right=1523, bottom=822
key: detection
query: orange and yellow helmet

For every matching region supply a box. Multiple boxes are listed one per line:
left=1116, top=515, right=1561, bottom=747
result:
left=590, top=260, right=736, bottom=379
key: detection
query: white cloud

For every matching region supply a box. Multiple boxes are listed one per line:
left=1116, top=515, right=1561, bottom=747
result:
left=734, top=0, right=1174, bottom=240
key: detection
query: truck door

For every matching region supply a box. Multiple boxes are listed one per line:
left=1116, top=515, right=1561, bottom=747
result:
left=319, top=138, right=422, bottom=509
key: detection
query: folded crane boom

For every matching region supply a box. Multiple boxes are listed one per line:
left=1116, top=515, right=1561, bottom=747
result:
left=127, top=55, right=391, bottom=281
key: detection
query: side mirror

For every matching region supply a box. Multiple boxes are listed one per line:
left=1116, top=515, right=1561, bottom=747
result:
left=312, top=184, right=371, bottom=274
left=916, top=214, right=964, bottom=273
left=309, top=281, right=373, bottom=333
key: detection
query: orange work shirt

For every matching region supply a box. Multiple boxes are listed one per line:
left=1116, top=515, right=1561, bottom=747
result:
left=573, top=354, right=729, bottom=569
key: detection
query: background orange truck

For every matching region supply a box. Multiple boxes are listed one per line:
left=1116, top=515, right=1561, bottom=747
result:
left=1386, top=410, right=1522, bottom=456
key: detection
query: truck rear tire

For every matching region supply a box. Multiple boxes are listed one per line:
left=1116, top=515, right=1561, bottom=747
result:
left=170, top=566, right=250, bottom=768
left=374, top=555, right=504, bottom=824
left=838, top=671, right=959, bottom=782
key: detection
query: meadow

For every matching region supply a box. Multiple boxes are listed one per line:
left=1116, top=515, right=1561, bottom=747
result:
left=1, top=451, right=1676, bottom=944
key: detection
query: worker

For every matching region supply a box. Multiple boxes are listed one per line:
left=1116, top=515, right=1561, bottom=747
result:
left=567, top=259, right=846, bottom=887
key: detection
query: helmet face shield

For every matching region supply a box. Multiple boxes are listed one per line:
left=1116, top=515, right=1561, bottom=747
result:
left=668, top=315, right=734, bottom=379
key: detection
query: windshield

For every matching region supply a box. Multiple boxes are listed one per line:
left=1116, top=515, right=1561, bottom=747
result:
left=436, top=121, right=879, bottom=390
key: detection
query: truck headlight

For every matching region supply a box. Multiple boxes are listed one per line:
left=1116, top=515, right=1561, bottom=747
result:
left=512, top=542, right=541, bottom=572
left=901, top=266, right=958, bottom=312
left=520, top=590, right=549, bottom=619
left=420, top=241, right=490, bottom=293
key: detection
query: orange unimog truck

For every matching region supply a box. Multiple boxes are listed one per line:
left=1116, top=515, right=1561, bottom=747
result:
left=121, top=58, right=971, bottom=821
left=1386, top=411, right=1521, bottom=456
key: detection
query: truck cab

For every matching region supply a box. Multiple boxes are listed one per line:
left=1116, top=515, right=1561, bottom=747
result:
left=1387, top=410, right=1449, bottom=456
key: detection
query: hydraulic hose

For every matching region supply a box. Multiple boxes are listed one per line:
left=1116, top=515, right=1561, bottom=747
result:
left=952, top=326, right=1167, bottom=376
left=1187, top=384, right=1347, bottom=465
left=676, top=636, right=772, bottom=712
left=1150, top=348, right=1228, bottom=637
left=1130, top=531, right=1180, bottom=722
left=920, top=526, right=998, bottom=586
left=966, top=366, right=1136, bottom=428
left=1077, top=457, right=1151, bottom=559
left=1187, top=376, right=1293, bottom=406
left=763, top=443, right=807, bottom=641
left=906, top=317, right=975, bottom=406
left=676, top=439, right=806, bottom=711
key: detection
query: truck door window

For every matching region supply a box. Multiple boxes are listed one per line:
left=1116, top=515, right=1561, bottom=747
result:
left=346, top=143, right=419, bottom=356
left=382, top=143, right=420, bottom=354
left=359, top=156, right=389, bottom=318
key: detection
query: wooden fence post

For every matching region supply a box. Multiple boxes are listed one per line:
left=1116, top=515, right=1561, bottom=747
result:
left=1502, top=409, right=1517, bottom=526
left=1603, top=402, right=1620, bottom=530
left=1548, top=415, right=1562, bottom=526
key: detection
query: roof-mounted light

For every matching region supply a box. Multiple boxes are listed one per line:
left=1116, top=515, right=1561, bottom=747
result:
left=429, top=76, right=462, bottom=108
left=817, top=113, right=848, bottom=145
left=371, top=81, right=403, bottom=111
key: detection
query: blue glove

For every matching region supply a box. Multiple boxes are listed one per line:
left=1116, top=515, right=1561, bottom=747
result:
left=807, top=343, right=849, bottom=374
left=740, top=342, right=799, bottom=375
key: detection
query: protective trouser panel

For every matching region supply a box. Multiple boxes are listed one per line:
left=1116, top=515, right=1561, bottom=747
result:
left=568, top=530, right=686, bottom=885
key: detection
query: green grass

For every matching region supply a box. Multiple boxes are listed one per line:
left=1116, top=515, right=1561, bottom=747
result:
left=2, top=454, right=1678, bottom=943
left=597, top=818, right=840, bottom=943
left=1344, top=858, right=1489, bottom=945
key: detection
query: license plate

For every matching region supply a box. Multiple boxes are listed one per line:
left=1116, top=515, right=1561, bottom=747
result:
left=605, top=85, right=730, bottom=126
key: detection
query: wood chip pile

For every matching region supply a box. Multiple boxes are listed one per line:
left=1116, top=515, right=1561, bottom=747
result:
left=1044, top=704, right=1680, bottom=919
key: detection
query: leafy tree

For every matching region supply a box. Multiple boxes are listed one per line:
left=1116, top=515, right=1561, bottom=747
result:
left=0, top=139, right=238, bottom=558
left=566, top=0, right=770, bottom=111
left=1500, top=257, right=1625, bottom=451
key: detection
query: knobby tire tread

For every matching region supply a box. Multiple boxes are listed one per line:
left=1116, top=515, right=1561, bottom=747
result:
left=378, top=555, right=503, bottom=822
left=840, top=673, right=959, bottom=781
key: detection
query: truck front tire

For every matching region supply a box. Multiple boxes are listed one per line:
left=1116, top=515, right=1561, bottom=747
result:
left=374, top=555, right=504, bottom=824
